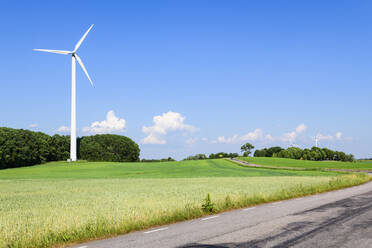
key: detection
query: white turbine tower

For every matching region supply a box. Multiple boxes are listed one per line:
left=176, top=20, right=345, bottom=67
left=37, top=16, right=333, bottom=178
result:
left=312, top=134, right=320, bottom=148
left=34, top=25, right=94, bottom=162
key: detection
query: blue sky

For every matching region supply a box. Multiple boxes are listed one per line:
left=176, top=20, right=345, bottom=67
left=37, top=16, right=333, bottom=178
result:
left=0, top=1, right=371, bottom=159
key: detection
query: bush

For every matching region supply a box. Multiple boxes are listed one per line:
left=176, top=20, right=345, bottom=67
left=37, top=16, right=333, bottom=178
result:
left=184, top=154, right=207, bottom=160
left=201, top=193, right=215, bottom=213
left=141, top=157, right=176, bottom=162
left=254, top=146, right=284, bottom=157
left=209, top=152, right=239, bottom=159
left=80, top=134, right=140, bottom=162
left=254, top=149, right=267, bottom=157
left=0, top=127, right=50, bottom=169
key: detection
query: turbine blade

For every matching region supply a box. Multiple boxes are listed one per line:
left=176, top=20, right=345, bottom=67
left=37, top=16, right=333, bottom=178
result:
left=74, top=24, right=94, bottom=52
left=75, top=54, right=94, bottom=87
left=33, top=49, right=72, bottom=55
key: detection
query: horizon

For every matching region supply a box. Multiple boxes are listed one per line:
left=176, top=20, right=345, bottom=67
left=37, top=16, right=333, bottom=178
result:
left=1, top=1, right=371, bottom=159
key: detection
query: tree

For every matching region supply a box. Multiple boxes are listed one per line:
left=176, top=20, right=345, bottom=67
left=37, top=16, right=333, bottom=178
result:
left=80, top=134, right=140, bottom=162
left=322, top=148, right=335, bottom=160
left=0, top=127, right=50, bottom=169
left=277, top=150, right=290, bottom=158
left=184, top=154, right=207, bottom=160
left=241, top=143, right=255, bottom=157
left=208, top=152, right=232, bottom=159
left=228, top=153, right=239, bottom=158
left=286, top=147, right=303, bottom=159
left=0, top=127, right=142, bottom=168
left=254, top=148, right=267, bottom=157
left=243, top=144, right=354, bottom=162
left=266, top=146, right=284, bottom=157
left=48, top=134, right=70, bottom=161
left=141, top=157, right=175, bottom=162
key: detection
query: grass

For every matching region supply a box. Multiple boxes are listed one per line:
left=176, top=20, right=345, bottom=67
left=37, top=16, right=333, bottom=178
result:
left=0, top=159, right=370, bottom=247
left=358, top=159, right=372, bottom=164
left=0, top=159, right=343, bottom=179
left=237, top=156, right=372, bottom=170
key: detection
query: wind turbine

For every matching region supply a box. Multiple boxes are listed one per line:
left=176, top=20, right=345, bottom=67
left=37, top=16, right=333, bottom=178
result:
left=312, top=135, right=320, bottom=148
left=34, top=24, right=95, bottom=162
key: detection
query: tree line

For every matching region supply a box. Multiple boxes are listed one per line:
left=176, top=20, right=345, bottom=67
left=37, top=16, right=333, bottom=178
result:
left=183, top=142, right=354, bottom=162
left=184, top=143, right=255, bottom=160
left=0, top=127, right=140, bottom=169
left=184, top=152, right=239, bottom=160
left=141, top=157, right=176, bottom=162
left=254, top=146, right=354, bottom=162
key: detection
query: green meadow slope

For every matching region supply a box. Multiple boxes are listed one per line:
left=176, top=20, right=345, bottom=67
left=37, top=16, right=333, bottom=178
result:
left=0, top=159, right=369, bottom=248
left=0, top=159, right=343, bottom=179
left=238, top=157, right=372, bottom=170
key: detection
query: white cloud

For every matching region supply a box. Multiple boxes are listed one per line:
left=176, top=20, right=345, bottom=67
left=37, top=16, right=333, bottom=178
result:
left=317, top=133, right=334, bottom=141
left=201, top=137, right=208, bottom=142
left=29, top=123, right=38, bottom=128
left=241, top=128, right=264, bottom=141
left=216, top=129, right=272, bottom=144
left=217, top=134, right=239, bottom=144
left=214, top=123, right=307, bottom=145
left=83, top=110, right=126, bottom=134
left=265, top=134, right=274, bottom=141
left=213, top=124, right=347, bottom=148
left=57, top=125, right=70, bottom=133
left=282, top=123, right=307, bottom=143
left=336, top=132, right=342, bottom=140
left=296, top=123, right=307, bottom=133
left=142, top=111, right=197, bottom=144
left=185, top=137, right=198, bottom=145
left=314, top=132, right=343, bottom=143
left=142, top=133, right=166, bottom=145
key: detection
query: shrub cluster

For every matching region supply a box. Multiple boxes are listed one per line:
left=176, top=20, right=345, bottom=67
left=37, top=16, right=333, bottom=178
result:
left=0, top=127, right=140, bottom=169
left=140, top=157, right=175, bottom=162
left=183, top=152, right=239, bottom=160
left=253, top=146, right=283, bottom=157
left=184, top=154, right=208, bottom=160
left=209, top=152, right=239, bottom=159
left=254, top=146, right=354, bottom=162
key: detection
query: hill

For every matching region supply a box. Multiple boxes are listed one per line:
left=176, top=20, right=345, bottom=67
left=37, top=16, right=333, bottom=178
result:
left=238, top=157, right=372, bottom=170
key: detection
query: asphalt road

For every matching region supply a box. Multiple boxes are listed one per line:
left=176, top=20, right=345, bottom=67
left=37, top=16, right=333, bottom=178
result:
left=72, top=177, right=372, bottom=248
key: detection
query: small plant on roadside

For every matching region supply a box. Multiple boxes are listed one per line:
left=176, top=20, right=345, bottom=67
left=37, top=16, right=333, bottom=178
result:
left=224, top=195, right=234, bottom=208
left=202, top=193, right=215, bottom=213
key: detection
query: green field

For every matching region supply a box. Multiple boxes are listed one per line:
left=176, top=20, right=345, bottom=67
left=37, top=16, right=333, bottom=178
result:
left=0, top=159, right=344, bottom=179
left=358, top=160, right=372, bottom=164
left=0, top=159, right=370, bottom=248
left=238, top=157, right=372, bottom=170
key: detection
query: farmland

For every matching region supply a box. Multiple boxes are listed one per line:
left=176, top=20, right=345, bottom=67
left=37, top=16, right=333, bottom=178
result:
left=0, top=159, right=370, bottom=248
left=238, top=157, right=372, bottom=170
left=0, top=159, right=344, bottom=179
